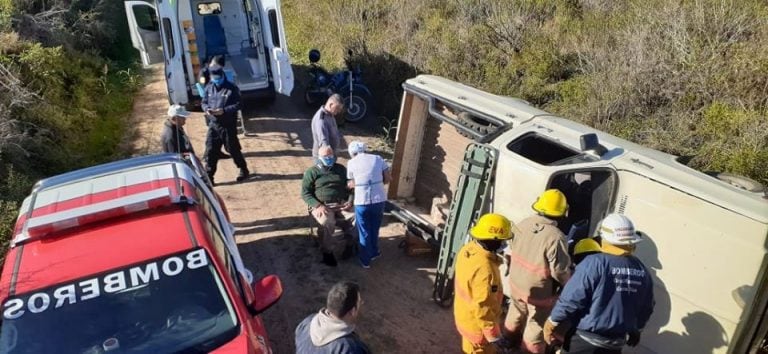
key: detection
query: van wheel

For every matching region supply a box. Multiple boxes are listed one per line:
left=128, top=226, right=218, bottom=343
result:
left=715, top=173, right=766, bottom=193
left=456, top=111, right=496, bottom=138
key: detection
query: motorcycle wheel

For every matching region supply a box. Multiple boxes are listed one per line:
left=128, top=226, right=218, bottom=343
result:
left=344, top=95, right=368, bottom=122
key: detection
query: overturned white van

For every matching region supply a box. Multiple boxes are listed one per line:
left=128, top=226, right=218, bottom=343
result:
left=124, top=0, right=293, bottom=105
left=388, top=75, right=768, bottom=353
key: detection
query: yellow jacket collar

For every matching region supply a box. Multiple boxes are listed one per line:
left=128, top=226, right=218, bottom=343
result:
left=600, top=240, right=634, bottom=256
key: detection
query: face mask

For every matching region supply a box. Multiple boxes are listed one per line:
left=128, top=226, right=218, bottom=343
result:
left=319, top=156, right=336, bottom=167
left=211, top=77, right=224, bottom=86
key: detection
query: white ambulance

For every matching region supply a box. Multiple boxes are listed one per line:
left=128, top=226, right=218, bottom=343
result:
left=123, top=0, right=293, bottom=105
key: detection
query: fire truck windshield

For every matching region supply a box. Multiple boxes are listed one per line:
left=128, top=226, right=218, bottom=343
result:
left=0, top=249, right=239, bottom=354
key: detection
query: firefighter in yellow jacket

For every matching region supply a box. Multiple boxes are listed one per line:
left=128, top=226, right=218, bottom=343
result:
left=454, top=213, right=521, bottom=353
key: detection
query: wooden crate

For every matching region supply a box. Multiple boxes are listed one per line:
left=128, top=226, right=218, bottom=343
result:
left=403, top=230, right=434, bottom=256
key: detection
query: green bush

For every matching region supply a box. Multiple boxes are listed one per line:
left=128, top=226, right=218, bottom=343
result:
left=0, top=166, right=35, bottom=254
left=283, top=0, right=768, bottom=186
left=0, top=0, right=142, bottom=252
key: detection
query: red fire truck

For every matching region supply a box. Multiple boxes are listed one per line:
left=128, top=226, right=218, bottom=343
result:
left=0, top=153, right=282, bottom=353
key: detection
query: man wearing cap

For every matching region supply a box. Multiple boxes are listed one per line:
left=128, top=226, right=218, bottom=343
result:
left=502, top=189, right=572, bottom=353
left=161, top=104, right=193, bottom=154
left=346, top=141, right=391, bottom=268
left=202, top=62, right=249, bottom=184
left=197, top=55, right=231, bottom=160
left=454, top=213, right=519, bottom=354
left=543, top=214, right=655, bottom=353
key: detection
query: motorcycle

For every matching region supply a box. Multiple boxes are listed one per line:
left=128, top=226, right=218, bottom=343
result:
left=304, top=49, right=372, bottom=122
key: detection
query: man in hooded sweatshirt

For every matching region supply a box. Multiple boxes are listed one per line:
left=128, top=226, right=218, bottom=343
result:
left=295, top=281, right=371, bottom=353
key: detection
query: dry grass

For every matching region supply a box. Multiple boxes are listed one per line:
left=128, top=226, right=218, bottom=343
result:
left=284, top=0, right=768, bottom=183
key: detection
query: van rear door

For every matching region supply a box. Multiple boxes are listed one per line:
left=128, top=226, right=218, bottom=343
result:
left=155, top=0, right=189, bottom=104
left=259, top=0, right=293, bottom=96
left=124, top=1, right=163, bottom=67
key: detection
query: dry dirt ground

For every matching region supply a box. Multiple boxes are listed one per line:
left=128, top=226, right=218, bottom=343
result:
left=129, top=67, right=459, bottom=353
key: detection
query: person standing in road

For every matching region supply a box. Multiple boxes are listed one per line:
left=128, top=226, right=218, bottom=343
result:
left=197, top=55, right=231, bottom=160
left=311, top=94, right=345, bottom=159
left=202, top=62, right=249, bottom=185
left=295, top=281, right=371, bottom=354
left=302, top=146, right=357, bottom=267
left=543, top=214, right=655, bottom=353
left=161, top=104, right=194, bottom=154
left=454, top=213, right=520, bottom=354
left=503, top=189, right=572, bottom=354
left=346, top=141, right=391, bottom=268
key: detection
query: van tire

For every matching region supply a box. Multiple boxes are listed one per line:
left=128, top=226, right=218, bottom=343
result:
left=715, top=173, right=766, bottom=193
left=456, top=111, right=496, bottom=138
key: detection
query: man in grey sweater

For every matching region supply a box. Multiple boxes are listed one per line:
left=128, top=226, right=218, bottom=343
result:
left=295, top=281, right=371, bottom=353
left=311, top=94, right=345, bottom=158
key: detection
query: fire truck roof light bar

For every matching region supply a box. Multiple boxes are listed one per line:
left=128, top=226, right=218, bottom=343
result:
left=13, top=187, right=175, bottom=246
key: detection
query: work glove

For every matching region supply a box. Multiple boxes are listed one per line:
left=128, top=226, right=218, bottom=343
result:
left=490, top=337, right=514, bottom=354
left=543, top=318, right=566, bottom=346
left=627, top=330, right=642, bottom=347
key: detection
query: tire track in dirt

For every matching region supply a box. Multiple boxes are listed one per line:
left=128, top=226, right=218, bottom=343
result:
left=130, top=66, right=459, bottom=353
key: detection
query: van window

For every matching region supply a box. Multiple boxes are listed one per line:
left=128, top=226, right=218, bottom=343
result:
left=161, top=18, right=175, bottom=58
left=197, top=2, right=222, bottom=15
left=548, top=170, right=616, bottom=239
left=267, top=9, right=280, bottom=47
left=133, top=5, right=159, bottom=31
left=507, top=133, right=596, bottom=165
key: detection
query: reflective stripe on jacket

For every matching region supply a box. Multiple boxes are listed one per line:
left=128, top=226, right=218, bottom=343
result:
left=505, top=215, right=571, bottom=307
left=454, top=240, right=504, bottom=344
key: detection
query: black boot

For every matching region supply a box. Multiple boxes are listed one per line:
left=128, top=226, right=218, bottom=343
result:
left=236, top=168, right=250, bottom=182
left=207, top=174, right=216, bottom=186
left=321, top=252, right=338, bottom=267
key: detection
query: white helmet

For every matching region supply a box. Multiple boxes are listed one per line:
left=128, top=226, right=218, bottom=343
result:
left=598, top=213, right=643, bottom=245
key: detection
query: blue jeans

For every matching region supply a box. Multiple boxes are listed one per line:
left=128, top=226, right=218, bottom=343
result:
left=355, top=202, right=385, bottom=266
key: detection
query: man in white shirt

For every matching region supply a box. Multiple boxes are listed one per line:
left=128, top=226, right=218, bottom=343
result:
left=346, top=141, right=391, bottom=268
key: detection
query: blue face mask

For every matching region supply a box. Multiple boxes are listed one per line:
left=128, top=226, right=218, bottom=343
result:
left=319, top=156, right=336, bottom=167
left=211, top=77, right=224, bottom=86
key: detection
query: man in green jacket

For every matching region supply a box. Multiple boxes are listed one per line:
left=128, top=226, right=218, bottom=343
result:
left=302, top=146, right=356, bottom=266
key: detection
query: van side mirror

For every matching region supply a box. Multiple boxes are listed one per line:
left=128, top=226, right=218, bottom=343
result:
left=580, top=133, right=607, bottom=157
left=249, top=274, right=283, bottom=315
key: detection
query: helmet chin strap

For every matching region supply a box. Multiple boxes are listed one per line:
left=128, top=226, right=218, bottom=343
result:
left=476, top=239, right=503, bottom=252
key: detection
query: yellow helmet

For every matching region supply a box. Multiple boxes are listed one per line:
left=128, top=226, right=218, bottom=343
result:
left=574, top=238, right=601, bottom=255
left=532, top=189, right=568, bottom=217
left=470, top=213, right=518, bottom=240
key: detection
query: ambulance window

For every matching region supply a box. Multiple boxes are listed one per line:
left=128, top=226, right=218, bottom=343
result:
left=268, top=10, right=280, bottom=47
left=507, top=133, right=584, bottom=165
left=197, top=2, right=222, bottom=15
left=133, top=5, right=159, bottom=31
left=161, top=18, right=175, bottom=58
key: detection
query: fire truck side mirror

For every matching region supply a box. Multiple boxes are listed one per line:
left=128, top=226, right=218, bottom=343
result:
left=249, top=274, right=283, bottom=315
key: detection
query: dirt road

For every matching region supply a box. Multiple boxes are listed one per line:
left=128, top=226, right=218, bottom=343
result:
left=129, top=67, right=458, bottom=353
